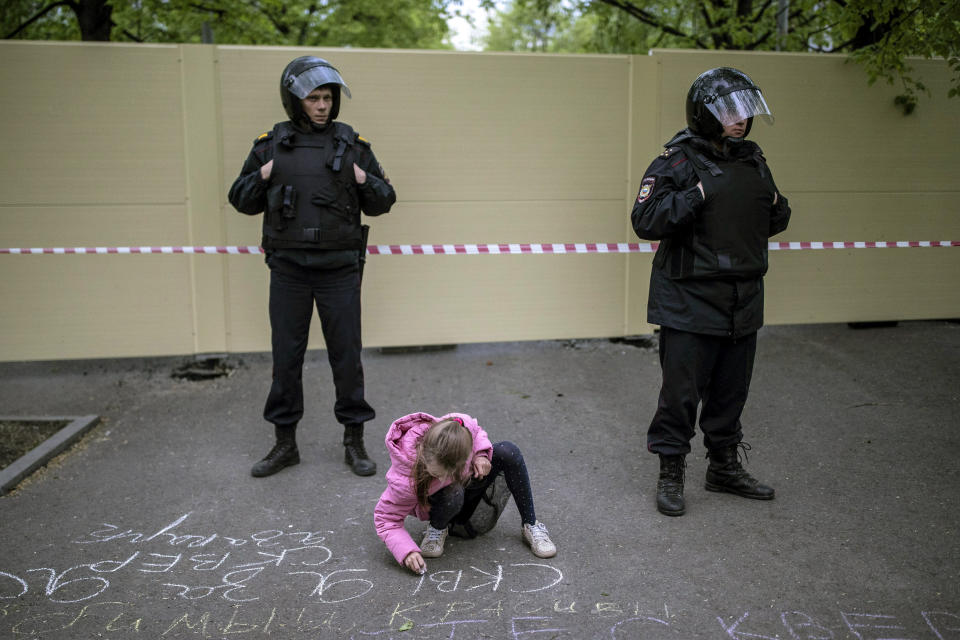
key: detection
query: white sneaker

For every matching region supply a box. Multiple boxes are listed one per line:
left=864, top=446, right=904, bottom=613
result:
left=420, top=526, right=448, bottom=558
left=522, top=521, right=557, bottom=558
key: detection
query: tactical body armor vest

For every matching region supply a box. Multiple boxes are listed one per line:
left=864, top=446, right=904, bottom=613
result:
left=659, top=143, right=775, bottom=280
left=262, top=121, right=364, bottom=250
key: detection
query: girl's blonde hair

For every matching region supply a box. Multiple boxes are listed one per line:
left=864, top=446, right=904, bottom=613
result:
left=412, top=418, right=474, bottom=508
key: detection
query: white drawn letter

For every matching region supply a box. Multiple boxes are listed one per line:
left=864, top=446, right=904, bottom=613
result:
left=717, top=612, right=779, bottom=640
left=509, top=563, right=563, bottom=594
left=610, top=616, right=669, bottom=639
left=921, top=611, right=960, bottom=640
left=840, top=612, right=913, bottom=640
left=466, top=563, right=504, bottom=592
left=0, top=571, right=28, bottom=599
left=781, top=611, right=834, bottom=640
left=289, top=569, right=374, bottom=603
left=510, top=616, right=568, bottom=639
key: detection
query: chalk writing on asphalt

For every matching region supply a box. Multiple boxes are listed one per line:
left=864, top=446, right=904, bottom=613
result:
left=3, top=513, right=352, bottom=604
left=0, top=513, right=563, bottom=605
left=2, top=600, right=958, bottom=639
left=2, top=513, right=956, bottom=638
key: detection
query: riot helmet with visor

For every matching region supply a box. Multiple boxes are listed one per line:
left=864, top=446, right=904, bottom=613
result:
left=280, top=56, right=351, bottom=124
left=686, top=67, right=772, bottom=139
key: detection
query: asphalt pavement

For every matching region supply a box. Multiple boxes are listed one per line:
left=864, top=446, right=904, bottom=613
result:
left=1, top=321, right=958, bottom=639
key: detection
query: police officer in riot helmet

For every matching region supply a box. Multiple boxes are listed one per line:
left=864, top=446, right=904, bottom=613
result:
left=229, top=56, right=396, bottom=478
left=630, top=67, right=791, bottom=516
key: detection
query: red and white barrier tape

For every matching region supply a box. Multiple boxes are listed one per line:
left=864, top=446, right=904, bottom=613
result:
left=1, top=241, right=958, bottom=255
left=0, top=246, right=264, bottom=255
left=367, top=241, right=960, bottom=254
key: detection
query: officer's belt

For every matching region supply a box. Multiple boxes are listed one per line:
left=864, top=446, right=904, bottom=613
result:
left=298, top=226, right=362, bottom=242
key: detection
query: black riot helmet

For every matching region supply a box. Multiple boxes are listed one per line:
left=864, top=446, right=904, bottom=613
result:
left=685, top=67, right=772, bottom=140
left=280, top=56, right=352, bottom=124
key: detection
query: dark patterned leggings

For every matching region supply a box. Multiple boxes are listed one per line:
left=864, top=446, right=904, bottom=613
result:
left=428, top=441, right=537, bottom=528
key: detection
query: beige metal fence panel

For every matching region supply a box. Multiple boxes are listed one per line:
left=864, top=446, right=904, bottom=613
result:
left=0, top=42, right=196, bottom=361
left=1, top=42, right=957, bottom=362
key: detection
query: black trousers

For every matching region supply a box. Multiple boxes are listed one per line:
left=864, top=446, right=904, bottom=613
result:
left=262, top=260, right=375, bottom=428
left=428, top=442, right=537, bottom=528
left=647, top=326, right=757, bottom=456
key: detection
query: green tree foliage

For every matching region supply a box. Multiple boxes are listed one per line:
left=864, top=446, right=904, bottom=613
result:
left=813, top=0, right=960, bottom=113
left=483, top=0, right=807, bottom=53
left=484, top=0, right=572, bottom=52
left=3, top=0, right=461, bottom=48
left=483, top=0, right=960, bottom=112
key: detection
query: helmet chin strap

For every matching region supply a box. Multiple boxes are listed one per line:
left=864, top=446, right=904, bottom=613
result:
left=711, top=134, right=745, bottom=153
left=290, top=110, right=332, bottom=132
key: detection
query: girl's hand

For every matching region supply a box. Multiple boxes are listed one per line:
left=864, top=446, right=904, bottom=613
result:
left=472, top=456, right=491, bottom=479
left=404, top=551, right=426, bottom=575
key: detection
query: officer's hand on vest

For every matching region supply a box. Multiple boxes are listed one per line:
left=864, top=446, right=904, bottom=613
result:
left=353, top=163, right=367, bottom=184
left=260, top=160, right=273, bottom=181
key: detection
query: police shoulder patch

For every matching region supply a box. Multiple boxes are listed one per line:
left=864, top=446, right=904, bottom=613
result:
left=637, top=176, right=656, bottom=203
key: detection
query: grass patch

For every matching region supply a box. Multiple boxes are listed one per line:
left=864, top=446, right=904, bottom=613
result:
left=0, top=420, right=70, bottom=470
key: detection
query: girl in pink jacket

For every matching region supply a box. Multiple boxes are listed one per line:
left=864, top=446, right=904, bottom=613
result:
left=374, top=411, right=556, bottom=574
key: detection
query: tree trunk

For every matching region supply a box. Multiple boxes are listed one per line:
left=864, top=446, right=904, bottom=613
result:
left=76, top=0, right=113, bottom=41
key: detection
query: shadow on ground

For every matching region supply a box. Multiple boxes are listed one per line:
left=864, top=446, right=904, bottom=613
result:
left=0, top=321, right=958, bottom=639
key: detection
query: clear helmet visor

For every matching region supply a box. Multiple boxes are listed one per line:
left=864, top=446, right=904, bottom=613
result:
left=284, top=63, right=352, bottom=100
left=705, top=87, right=773, bottom=126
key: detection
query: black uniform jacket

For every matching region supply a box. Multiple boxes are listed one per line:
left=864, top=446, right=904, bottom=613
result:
left=228, top=119, right=396, bottom=270
left=631, top=129, right=791, bottom=338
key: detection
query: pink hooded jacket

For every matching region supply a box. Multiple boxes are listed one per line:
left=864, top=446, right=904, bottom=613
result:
left=374, top=412, right=493, bottom=565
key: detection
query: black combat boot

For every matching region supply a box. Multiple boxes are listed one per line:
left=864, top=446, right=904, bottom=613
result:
left=705, top=443, right=775, bottom=499
left=251, top=423, right=300, bottom=477
left=344, top=423, right=376, bottom=477
left=656, top=454, right=686, bottom=516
